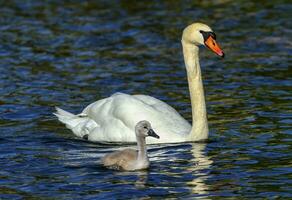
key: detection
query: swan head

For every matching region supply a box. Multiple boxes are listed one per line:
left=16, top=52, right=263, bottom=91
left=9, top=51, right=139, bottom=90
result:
left=182, top=22, right=224, bottom=58
left=135, top=120, right=160, bottom=139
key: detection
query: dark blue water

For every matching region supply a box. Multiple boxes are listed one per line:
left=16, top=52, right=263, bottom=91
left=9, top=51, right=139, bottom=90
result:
left=0, top=1, right=291, bottom=199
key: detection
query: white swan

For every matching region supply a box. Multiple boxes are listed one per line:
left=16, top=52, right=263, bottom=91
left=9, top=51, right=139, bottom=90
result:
left=54, top=22, right=224, bottom=144
left=102, top=120, right=159, bottom=171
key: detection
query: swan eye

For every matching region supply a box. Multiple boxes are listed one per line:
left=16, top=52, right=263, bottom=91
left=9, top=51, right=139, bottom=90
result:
left=200, top=30, right=216, bottom=41
left=143, top=126, right=147, bottom=129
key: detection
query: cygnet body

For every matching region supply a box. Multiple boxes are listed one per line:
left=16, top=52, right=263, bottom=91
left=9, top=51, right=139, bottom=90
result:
left=102, top=120, right=159, bottom=171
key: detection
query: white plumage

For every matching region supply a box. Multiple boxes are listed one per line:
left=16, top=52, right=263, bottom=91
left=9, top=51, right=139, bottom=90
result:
left=55, top=93, right=191, bottom=144
left=54, top=22, right=224, bottom=144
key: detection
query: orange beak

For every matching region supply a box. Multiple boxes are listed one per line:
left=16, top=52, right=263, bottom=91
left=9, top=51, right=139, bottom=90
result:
left=204, top=36, right=224, bottom=58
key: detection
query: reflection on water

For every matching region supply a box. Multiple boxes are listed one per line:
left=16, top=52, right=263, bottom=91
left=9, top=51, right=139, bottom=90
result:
left=0, top=0, right=291, bottom=199
left=188, top=143, right=213, bottom=196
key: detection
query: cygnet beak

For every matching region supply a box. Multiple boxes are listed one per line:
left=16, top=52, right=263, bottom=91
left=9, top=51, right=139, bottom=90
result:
left=147, top=129, right=160, bottom=139
left=204, top=36, right=224, bottom=58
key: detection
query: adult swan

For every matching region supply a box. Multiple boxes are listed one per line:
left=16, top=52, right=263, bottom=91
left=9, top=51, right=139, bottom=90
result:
left=54, top=22, right=224, bottom=144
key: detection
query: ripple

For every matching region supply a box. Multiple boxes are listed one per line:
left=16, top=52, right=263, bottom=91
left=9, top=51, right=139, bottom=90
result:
left=0, top=0, right=290, bottom=199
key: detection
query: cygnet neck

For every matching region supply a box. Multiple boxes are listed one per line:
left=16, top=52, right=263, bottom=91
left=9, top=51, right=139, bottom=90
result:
left=136, top=133, right=148, bottom=162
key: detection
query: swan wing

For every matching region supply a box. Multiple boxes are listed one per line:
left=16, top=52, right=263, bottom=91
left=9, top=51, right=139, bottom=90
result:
left=81, top=93, right=191, bottom=143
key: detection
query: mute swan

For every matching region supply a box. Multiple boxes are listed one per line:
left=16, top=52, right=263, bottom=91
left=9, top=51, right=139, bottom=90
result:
left=102, top=120, right=159, bottom=171
left=54, top=22, right=224, bottom=144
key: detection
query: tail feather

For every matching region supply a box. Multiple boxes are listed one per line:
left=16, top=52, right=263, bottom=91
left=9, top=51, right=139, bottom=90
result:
left=55, top=107, right=75, bottom=118
left=53, top=107, right=77, bottom=129
left=54, top=107, right=98, bottom=138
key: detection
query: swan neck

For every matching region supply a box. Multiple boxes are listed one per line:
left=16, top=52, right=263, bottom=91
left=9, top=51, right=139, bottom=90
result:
left=182, top=39, right=209, bottom=141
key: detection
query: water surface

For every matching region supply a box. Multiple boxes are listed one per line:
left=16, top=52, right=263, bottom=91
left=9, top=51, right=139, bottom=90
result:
left=0, top=1, right=291, bottom=199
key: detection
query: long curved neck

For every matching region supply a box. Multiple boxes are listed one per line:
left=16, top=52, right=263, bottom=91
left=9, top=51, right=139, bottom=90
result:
left=182, top=39, right=208, bottom=141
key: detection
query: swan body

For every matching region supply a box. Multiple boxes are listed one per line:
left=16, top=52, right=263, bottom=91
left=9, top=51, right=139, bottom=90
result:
left=102, top=120, right=159, bottom=171
left=55, top=93, right=190, bottom=143
left=54, top=22, right=224, bottom=144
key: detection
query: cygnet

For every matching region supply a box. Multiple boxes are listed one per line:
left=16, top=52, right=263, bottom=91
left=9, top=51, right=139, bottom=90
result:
left=102, top=120, right=159, bottom=171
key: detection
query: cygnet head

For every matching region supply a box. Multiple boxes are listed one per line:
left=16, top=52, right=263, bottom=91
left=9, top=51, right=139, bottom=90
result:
left=135, top=120, right=160, bottom=139
left=182, top=22, right=224, bottom=58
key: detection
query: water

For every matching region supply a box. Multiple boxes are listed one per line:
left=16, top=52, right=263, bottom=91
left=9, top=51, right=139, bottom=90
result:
left=0, top=0, right=291, bottom=199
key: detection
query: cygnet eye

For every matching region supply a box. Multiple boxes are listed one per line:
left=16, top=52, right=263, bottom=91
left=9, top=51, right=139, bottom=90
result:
left=143, top=126, right=148, bottom=129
